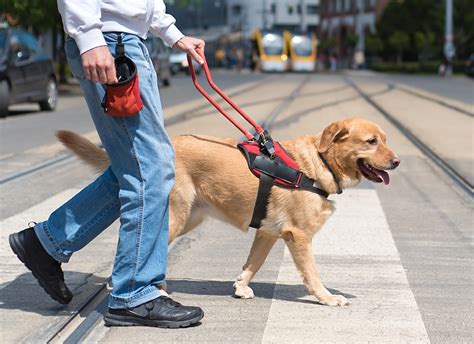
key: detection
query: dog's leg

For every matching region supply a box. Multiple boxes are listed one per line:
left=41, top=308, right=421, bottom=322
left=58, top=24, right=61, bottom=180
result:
left=284, top=229, right=350, bottom=306
left=234, top=231, right=278, bottom=299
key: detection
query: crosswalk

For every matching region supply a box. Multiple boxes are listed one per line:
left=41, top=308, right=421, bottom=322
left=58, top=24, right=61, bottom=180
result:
left=1, top=186, right=431, bottom=343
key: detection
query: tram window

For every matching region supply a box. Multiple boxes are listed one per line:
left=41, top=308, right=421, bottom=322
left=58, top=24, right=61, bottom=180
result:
left=291, top=36, right=313, bottom=57
left=262, top=33, right=284, bottom=56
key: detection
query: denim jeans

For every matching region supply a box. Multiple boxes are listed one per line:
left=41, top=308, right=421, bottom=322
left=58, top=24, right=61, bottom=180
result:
left=34, top=33, right=175, bottom=308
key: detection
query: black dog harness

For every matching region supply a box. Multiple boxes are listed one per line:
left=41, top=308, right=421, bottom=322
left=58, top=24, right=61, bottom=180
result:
left=238, top=131, right=342, bottom=228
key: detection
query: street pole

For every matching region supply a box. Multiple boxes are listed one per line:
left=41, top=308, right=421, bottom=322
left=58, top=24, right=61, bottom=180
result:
left=300, top=0, right=305, bottom=32
left=354, top=0, right=365, bottom=68
left=444, top=0, right=455, bottom=76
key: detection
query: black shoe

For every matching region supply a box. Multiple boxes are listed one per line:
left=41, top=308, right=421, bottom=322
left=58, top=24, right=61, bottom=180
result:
left=9, top=227, right=73, bottom=304
left=104, top=296, right=204, bottom=328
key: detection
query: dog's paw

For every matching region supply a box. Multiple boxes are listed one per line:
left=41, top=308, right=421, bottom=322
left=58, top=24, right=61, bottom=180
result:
left=233, top=282, right=255, bottom=299
left=319, top=294, right=351, bottom=307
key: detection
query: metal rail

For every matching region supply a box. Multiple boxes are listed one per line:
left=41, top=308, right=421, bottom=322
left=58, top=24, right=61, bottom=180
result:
left=346, top=76, right=473, bottom=196
left=392, top=83, right=473, bottom=118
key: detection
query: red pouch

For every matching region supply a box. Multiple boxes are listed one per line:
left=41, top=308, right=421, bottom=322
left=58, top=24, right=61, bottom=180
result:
left=101, top=39, right=143, bottom=116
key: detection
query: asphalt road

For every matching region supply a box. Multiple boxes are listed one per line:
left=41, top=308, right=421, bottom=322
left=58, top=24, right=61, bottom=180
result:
left=0, top=70, right=472, bottom=343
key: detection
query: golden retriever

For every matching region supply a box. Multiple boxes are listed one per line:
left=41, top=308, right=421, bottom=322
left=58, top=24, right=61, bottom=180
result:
left=57, top=117, right=400, bottom=306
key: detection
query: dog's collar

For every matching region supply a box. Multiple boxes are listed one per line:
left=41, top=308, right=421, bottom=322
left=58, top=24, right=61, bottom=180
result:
left=318, top=152, right=343, bottom=195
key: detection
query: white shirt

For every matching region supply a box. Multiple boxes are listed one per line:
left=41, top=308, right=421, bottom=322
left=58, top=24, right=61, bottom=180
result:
left=57, top=0, right=184, bottom=54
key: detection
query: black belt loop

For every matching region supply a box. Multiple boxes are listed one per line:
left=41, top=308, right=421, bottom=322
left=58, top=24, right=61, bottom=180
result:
left=116, top=33, right=125, bottom=56
left=250, top=174, right=274, bottom=228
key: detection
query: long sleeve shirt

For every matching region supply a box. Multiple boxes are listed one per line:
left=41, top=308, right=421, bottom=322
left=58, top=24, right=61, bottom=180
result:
left=57, top=0, right=184, bottom=54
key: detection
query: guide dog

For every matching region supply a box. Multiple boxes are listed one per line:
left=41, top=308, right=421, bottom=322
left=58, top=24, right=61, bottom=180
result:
left=58, top=117, right=399, bottom=306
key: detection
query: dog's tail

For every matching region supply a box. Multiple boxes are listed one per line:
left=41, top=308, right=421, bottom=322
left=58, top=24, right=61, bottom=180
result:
left=57, top=130, right=110, bottom=173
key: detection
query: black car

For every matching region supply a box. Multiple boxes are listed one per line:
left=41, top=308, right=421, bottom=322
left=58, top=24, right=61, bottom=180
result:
left=144, top=36, right=172, bottom=87
left=0, top=28, right=58, bottom=116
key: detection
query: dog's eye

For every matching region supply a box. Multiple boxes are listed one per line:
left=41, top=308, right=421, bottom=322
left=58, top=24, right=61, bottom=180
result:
left=367, top=138, right=377, bottom=145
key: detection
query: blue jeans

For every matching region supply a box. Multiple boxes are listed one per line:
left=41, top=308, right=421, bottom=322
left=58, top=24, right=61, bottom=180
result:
left=34, top=33, right=175, bottom=308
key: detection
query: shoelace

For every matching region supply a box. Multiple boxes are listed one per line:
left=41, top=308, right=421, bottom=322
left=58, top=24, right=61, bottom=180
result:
left=160, top=296, right=182, bottom=307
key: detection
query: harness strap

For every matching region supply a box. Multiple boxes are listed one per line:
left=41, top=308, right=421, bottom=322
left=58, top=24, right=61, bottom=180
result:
left=298, top=175, right=329, bottom=198
left=250, top=174, right=274, bottom=228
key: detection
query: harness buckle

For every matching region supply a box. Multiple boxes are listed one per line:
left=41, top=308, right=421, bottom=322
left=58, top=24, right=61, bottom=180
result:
left=257, top=130, right=276, bottom=156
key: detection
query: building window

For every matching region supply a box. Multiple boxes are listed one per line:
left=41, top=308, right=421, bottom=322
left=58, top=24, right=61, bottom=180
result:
left=297, top=4, right=302, bottom=15
left=288, top=5, right=294, bottom=15
left=231, top=5, right=241, bottom=15
left=307, top=4, right=319, bottom=15
left=271, top=3, right=276, bottom=14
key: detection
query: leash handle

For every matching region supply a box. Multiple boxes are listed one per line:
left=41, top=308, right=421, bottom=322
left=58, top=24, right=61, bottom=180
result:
left=187, top=50, right=264, bottom=140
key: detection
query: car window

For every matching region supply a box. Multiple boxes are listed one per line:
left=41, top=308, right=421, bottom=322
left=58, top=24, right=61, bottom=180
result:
left=9, top=32, right=27, bottom=60
left=20, top=32, right=39, bottom=56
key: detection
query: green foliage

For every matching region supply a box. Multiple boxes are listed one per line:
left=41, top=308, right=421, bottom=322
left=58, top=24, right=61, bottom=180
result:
left=2, top=0, right=61, bottom=31
left=375, top=0, right=474, bottom=61
left=371, top=61, right=466, bottom=74
left=366, top=34, right=383, bottom=54
left=388, top=31, right=410, bottom=51
left=344, top=33, right=358, bottom=49
left=318, top=37, right=337, bottom=53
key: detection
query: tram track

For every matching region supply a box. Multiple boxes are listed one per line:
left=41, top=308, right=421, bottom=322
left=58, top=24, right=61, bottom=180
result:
left=345, top=76, right=473, bottom=196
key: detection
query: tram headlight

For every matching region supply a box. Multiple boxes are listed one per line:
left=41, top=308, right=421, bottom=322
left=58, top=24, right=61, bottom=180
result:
left=281, top=54, right=288, bottom=61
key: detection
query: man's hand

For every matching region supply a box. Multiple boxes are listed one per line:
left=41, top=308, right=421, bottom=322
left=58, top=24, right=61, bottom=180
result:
left=173, top=36, right=205, bottom=64
left=81, top=46, right=118, bottom=84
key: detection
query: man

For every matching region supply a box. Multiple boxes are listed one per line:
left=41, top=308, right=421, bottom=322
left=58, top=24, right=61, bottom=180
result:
left=9, top=0, right=205, bottom=328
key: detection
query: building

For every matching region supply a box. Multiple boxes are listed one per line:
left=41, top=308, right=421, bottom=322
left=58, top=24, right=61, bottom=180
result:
left=227, top=0, right=320, bottom=35
left=319, top=0, right=389, bottom=64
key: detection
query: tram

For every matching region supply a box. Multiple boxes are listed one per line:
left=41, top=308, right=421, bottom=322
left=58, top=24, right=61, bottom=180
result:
left=251, top=30, right=289, bottom=72
left=288, top=32, right=317, bottom=72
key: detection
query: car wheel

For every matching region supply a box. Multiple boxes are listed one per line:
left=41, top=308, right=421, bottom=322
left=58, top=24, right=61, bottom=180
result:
left=39, top=78, right=58, bottom=111
left=0, top=80, right=9, bottom=117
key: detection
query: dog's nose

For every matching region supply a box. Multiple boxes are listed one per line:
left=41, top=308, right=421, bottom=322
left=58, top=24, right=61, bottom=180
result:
left=391, top=157, right=401, bottom=168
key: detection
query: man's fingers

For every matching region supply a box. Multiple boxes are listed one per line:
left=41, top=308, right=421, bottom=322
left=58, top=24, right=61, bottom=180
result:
left=98, top=65, right=108, bottom=84
left=105, top=63, right=118, bottom=84
left=189, top=48, right=204, bottom=64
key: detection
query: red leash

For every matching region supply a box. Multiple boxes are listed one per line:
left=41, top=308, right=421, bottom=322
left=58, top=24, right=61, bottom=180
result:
left=187, top=50, right=264, bottom=141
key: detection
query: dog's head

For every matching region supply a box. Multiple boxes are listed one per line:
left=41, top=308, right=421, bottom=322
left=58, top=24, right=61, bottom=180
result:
left=317, top=117, right=400, bottom=187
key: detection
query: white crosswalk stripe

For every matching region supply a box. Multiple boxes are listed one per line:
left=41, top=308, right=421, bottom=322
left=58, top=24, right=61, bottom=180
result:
left=262, top=189, right=430, bottom=343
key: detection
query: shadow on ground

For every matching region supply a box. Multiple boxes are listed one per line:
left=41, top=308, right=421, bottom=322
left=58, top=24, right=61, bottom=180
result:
left=167, top=278, right=356, bottom=306
left=0, top=272, right=107, bottom=316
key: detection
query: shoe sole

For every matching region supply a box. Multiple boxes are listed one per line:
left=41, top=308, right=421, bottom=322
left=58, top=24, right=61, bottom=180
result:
left=9, top=233, right=71, bottom=304
left=103, top=310, right=204, bottom=328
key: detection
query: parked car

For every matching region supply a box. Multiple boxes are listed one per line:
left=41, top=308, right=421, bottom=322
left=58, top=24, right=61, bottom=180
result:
left=0, top=28, right=58, bottom=116
left=144, top=36, right=172, bottom=87
left=169, top=50, right=201, bottom=75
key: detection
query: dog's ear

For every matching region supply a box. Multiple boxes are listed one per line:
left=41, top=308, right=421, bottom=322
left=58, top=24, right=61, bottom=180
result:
left=317, top=121, right=350, bottom=153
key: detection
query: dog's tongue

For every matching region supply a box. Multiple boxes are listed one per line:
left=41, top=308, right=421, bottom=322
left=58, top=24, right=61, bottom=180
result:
left=374, top=169, right=390, bottom=185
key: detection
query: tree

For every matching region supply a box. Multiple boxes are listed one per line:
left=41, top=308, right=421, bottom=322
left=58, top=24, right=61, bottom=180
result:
left=388, top=31, right=410, bottom=64
left=365, top=34, right=383, bottom=55
left=414, top=31, right=435, bottom=61
left=376, top=0, right=474, bottom=61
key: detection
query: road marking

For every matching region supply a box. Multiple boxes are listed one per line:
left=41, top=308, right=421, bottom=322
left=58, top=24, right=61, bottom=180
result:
left=262, top=189, right=430, bottom=343
left=0, top=189, right=80, bottom=285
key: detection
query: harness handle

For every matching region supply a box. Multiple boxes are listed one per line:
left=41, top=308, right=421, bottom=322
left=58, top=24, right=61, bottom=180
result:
left=187, top=50, right=264, bottom=141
